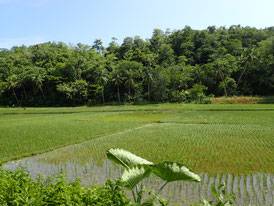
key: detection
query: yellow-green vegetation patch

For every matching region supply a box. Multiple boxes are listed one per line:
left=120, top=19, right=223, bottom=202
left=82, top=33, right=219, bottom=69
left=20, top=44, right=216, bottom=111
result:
left=163, top=110, right=274, bottom=126
left=80, top=111, right=174, bottom=123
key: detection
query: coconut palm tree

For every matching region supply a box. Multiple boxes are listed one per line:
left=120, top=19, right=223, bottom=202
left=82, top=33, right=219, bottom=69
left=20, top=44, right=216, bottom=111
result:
left=237, top=47, right=257, bottom=86
left=31, top=68, right=46, bottom=102
left=95, top=67, right=108, bottom=104
left=143, top=68, right=153, bottom=101
left=6, top=74, right=19, bottom=105
left=111, top=70, right=122, bottom=103
left=124, top=69, right=135, bottom=102
left=214, top=58, right=228, bottom=97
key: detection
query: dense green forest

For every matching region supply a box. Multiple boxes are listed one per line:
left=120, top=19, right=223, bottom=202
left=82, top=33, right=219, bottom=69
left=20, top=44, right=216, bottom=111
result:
left=0, top=25, right=273, bottom=106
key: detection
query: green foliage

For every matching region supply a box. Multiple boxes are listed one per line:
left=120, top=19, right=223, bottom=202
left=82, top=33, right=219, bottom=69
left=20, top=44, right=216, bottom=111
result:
left=0, top=167, right=239, bottom=206
left=188, top=84, right=208, bottom=102
left=195, top=183, right=235, bottom=206
left=57, top=79, right=88, bottom=104
left=107, top=148, right=200, bottom=205
left=0, top=26, right=273, bottom=106
left=0, top=167, right=131, bottom=205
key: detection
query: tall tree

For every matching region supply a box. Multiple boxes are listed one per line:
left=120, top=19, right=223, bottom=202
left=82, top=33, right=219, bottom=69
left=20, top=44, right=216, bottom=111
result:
left=6, top=74, right=19, bottom=105
left=95, top=66, right=108, bottom=104
left=92, top=39, right=105, bottom=54
left=237, top=47, right=257, bottom=86
left=31, top=67, right=47, bottom=102
left=111, top=70, right=122, bottom=103
left=143, top=68, right=153, bottom=101
left=124, top=69, right=135, bottom=102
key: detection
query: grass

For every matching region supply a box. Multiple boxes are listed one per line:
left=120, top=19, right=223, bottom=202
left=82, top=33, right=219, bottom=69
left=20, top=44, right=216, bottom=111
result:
left=0, top=111, right=145, bottom=163
left=0, top=103, right=273, bottom=176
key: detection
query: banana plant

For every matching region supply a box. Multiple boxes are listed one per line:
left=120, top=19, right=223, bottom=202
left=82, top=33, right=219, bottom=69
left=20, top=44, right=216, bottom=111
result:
left=107, top=148, right=201, bottom=205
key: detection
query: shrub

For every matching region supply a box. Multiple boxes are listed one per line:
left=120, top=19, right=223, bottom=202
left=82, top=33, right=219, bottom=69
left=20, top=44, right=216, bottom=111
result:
left=188, top=84, right=208, bottom=103
left=0, top=167, right=131, bottom=206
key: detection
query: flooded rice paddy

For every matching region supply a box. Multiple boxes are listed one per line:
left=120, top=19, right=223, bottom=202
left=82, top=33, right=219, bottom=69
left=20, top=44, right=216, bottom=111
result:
left=1, top=105, right=273, bottom=205
left=3, top=153, right=273, bottom=206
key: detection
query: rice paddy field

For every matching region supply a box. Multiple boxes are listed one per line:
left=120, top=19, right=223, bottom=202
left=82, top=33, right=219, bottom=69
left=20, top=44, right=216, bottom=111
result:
left=1, top=104, right=273, bottom=205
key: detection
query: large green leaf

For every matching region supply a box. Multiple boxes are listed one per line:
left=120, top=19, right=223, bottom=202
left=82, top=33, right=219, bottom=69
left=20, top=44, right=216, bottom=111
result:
left=151, top=162, right=201, bottom=182
left=121, top=164, right=152, bottom=189
left=107, top=148, right=153, bottom=168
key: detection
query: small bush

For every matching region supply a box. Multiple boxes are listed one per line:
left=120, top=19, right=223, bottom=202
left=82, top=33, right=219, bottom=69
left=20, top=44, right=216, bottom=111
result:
left=188, top=84, right=208, bottom=103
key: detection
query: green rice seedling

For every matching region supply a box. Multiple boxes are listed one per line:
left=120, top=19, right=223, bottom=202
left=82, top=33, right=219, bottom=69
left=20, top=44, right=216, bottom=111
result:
left=218, top=173, right=223, bottom=188
left=244, top=175, right=250, bottom=202
left=231, top=174, right=235, bottom=196
left=255, top=174, right=261, bottom=202
left=213, top=174, right=218, bottom=191
left=178, top=181, right=182, bottom=194
left=185, top=181, right=189, bottom=200
left=237, top=176, right=241, bottom=198
left=250, top=174, right=256, bottom=201
left=191, top=181, right=196, bottom=199
left=84, top=165, right=88, bottom=175
left=262, top=174, right=267, bottom=190
left=205, top=175, right=211, bottom=197
left=224, top=174, right=228, bottom=192
left=198, top=183, right=201, bottom=199
left=261, top=189, right=266, bottom=202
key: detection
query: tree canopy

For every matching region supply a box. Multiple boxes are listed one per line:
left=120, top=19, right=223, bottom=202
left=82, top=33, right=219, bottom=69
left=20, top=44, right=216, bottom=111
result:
left=0, top=25, right=273, bottom=106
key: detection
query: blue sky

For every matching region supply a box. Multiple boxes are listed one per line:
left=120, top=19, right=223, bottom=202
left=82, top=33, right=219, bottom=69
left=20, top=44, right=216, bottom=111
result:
left=0, top=0, right=273, bottom=49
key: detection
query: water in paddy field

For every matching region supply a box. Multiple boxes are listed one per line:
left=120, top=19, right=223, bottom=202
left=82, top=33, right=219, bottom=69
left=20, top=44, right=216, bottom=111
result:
left=3, top=155, right=273, bottom=206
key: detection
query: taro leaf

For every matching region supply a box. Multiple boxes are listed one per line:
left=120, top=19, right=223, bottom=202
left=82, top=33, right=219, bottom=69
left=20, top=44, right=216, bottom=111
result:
left=107, top=148, right=153, bottom=168
left=151, top=162, right=201, bottom=182
left=121, top=164, right=152, bottom=189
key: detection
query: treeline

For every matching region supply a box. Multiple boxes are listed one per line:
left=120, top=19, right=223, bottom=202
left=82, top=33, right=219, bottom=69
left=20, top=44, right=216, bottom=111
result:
left=0, top=25, right=273, bottom=106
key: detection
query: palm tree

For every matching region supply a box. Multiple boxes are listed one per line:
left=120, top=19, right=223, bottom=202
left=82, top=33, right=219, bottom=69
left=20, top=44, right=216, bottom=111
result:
left=214, top=59, right=228, bottom=97
left=95, top=67, right=108, bottom=104
left=19, top=71, right=28, bottom=102
left=32, top=69, right=46, bottom=102
left=124, top=69, right=135, bottom=102
left=6, top=74, right=19, bottom=105
left=111, top=71, right=122, bottom=103
left=143, top=68, right=153, bottom=101
left=237, top=48, right=257, bottom=86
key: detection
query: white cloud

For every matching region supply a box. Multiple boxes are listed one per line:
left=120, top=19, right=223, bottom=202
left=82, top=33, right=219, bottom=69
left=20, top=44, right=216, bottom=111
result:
left=0, top=36, right=46, bottom=49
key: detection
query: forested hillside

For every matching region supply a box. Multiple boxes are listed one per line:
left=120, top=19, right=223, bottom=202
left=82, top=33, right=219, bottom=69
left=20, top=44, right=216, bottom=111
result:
left=0, top=25, right=273, bottom=106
